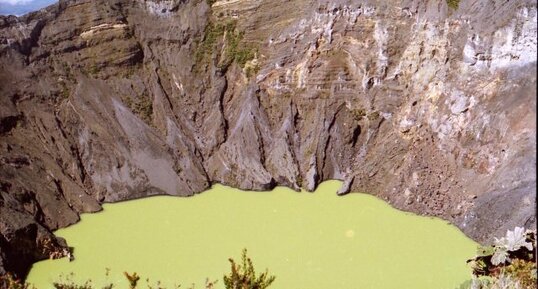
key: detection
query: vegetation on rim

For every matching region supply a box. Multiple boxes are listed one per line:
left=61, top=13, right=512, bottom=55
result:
left=123, top=95, right=153, bottom=124
left=446, top=0, right=460, bottom=9
left=223, top=249, right=275, bottom=289
left=195, top=20, right=258, bottom=75
left=0, top=249, right=274, bottom=289
left=456, top=227, right=537, bottom=289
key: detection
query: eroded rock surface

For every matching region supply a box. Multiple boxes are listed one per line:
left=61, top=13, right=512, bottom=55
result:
left=0, top=0, right=536, bottom=277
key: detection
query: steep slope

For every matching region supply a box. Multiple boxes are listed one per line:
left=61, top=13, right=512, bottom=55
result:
left=0, top=0, right=536, bottom=277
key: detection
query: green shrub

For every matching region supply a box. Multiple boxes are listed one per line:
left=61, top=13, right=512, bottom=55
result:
left=458, top=228, right=536, bottom=289
left=351, top=107, right=367, bottom=121
left=223, top=249, right=275, bottom=289
left=195, top=20, right=258, bottom=73
left=446, top=0, right=460, bottom=9
left=195, top=22, right=226, bottom=65
left=123, top=95, right=153, bottom=124
left=88, top=64, right=100, bottom=76
left=505, top=259, right=537, bottom=288
left=60, top=82, right=71, bottom=99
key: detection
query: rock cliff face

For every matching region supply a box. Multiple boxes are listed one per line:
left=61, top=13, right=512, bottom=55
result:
left=0, top=0, right=536, bottom=277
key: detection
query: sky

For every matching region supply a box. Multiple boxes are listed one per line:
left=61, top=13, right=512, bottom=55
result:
left=0, top=0, right=58, bottom=16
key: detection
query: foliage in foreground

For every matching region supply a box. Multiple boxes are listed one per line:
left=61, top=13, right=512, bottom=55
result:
left=223, top=249, right=275, bottom=289
left=457, top=227, right=537, bottom=289
left=0, top=249, right=273, bottom=289
left=0, top=274, right=31, bottom=289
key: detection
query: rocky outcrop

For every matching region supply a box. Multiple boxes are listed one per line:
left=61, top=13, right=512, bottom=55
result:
left=0, top=0, right=536, bottom=277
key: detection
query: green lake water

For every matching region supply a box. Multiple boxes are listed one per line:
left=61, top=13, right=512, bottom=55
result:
left=27, top=180, right=477, bottom=289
